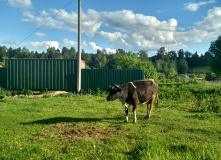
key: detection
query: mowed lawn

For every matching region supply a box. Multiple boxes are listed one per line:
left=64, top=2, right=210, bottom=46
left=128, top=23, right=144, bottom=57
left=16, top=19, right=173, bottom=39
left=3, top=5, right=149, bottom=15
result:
left=0, top=94, right=221, bottom=159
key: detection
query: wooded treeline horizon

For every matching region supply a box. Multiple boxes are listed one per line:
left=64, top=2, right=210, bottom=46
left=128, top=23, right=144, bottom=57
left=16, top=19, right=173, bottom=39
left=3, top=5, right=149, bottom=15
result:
left=0, top=36, right=221, bottom=80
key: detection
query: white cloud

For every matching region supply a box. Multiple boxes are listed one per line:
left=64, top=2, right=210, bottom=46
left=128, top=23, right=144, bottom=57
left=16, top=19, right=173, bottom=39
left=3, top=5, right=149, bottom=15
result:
left=104, top=48, right=117, bottom=54
left=8, top=0, right=32, bottom=9
left=34, top=32, right=46, bottom=37
left=21, top=7, right=221, bottom=54
left=196, top=7, right=221, bottom=31
left=22, top=9, right=101, bottom=36
left=61, top=38, right=77, bottom=46
left=89, top=42, right=102, bottom=51
left=23, top=41, right=59, bottom=52
left=184, top=0, right=216, bottom=12
left=98, top=31, right=123, bottom=42
left=0, top=38, right=17, bottom=45
left=175, top=7, right=221, bottom=43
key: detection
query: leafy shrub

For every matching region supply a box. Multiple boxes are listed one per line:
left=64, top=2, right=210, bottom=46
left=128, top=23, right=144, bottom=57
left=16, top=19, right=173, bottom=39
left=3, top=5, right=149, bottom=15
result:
left=42, top=89, right=52, bottom=98
left=191, top=97, right=221, bottom=113
left=206, top=72, right=217, bottom=81
left=188, top=74, right=197, bottom=79
left=22, top=89, right=33, bottom=96
left=58, top=93, right=73, bottom=97
left=0, top=86, right=8, bottom=97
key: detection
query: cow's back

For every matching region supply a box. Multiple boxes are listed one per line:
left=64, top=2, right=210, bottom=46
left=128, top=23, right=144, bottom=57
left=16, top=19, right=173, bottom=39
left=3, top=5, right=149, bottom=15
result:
left=133, top=80, right=158, bottom=103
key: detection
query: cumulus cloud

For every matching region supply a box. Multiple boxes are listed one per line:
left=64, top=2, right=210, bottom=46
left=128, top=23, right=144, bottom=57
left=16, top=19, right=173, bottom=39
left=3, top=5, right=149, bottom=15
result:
left=34, top=32, right=46, bottom=37
left=89, top=42, right=102, bottom=51
left=22, top=9, right=101, bottom=36
left=61, top=38, right=77, bottom=46
left=0, top=38, right=17, bottom=45
left=104, top=48, right=117, bottom=54
left=8, top=0, right=32, bottom=9
left=196, top=7, right=221, bottom=31
left=21, top=7, right=221, bottom=53
left=175, top=7, right=221, bottom=43
left=184, top=0, right=216, bottom=12
left=23, top=41, right=59, bottom=52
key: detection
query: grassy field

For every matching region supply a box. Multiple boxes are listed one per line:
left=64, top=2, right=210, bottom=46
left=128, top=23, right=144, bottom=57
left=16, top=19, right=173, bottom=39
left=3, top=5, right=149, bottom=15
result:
left=0, top=83, right=221, bottom=159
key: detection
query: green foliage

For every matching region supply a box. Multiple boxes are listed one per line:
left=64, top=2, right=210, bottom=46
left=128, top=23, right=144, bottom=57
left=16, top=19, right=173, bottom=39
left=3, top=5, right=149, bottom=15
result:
left=177, top=59, right=189, bottom=74
left=0, top=86, right=8, bottom=97
left=206, top=71, right=217, bottom=81
left=208, top=36, right=221, bottom=76
left=22, top=89, right=33, bottom=96
left=42, top=89, right=52, bottom=98
left=189, top=66, right=210, bottom=74
left=115, top=53, right=158, bottom=79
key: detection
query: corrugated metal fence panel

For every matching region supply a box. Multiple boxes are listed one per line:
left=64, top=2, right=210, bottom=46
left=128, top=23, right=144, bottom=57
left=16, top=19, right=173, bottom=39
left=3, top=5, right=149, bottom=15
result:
left=81, top=69, right=144, bottom=91
left=5, top=59, right=77, bottom=91
left=0, top=68, right=7, bottom=88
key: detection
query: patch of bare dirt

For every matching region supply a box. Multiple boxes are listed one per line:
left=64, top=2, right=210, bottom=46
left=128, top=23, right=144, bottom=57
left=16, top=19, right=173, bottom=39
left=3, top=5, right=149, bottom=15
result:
left=28, top=91, right=68, bottom=98
left=32, top=122, right=120, bottom=142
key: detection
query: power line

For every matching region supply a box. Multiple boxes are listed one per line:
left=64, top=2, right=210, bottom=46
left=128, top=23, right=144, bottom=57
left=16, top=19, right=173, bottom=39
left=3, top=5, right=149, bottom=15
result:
left=15, top=0, right=74, bottom=48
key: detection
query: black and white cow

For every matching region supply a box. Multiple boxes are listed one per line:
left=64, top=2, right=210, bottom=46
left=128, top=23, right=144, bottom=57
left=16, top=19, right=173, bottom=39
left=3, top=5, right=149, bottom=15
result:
left=106, top=79, right=159, bottom=123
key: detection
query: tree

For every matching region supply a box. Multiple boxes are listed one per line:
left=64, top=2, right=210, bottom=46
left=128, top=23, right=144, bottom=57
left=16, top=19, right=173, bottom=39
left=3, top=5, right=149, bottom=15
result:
left=168, top=51, right=177, bottom=60
left=94, top=50, right=108, bottom=69
left=177, top=49, right=185, bottom=60
left=115, top=54, right=158, bottom=79
left=156, top=47, right=168, bottom=60
left=0, top=46, right=8, bottom=63
left=177, top=59, right=189, bottom=74
left=208, top=36, right=221, bottom=75
left=138, top=50, right=148, bottom=61
left=46, top=47, right=62, bottom=58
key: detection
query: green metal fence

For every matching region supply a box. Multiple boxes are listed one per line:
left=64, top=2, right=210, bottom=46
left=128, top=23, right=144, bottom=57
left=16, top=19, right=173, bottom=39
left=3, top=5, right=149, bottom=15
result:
left=82, top=69, right=144, bottom=91
left=0, top=68, right=7, bottom=88
left=5, top=59, right=77, bottom=91
left=0, top=59, right=144, bottom=91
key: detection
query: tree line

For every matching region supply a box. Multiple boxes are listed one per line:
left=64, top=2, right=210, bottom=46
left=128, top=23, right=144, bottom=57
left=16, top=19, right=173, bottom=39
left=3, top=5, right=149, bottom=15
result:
left=0, top=36, right=220, bottom=80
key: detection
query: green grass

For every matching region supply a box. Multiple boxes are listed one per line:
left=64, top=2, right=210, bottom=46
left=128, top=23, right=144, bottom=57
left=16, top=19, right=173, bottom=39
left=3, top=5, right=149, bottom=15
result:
left=189, top=66, right=210, bottom=74
left=0, top=84, right=221, bottom=159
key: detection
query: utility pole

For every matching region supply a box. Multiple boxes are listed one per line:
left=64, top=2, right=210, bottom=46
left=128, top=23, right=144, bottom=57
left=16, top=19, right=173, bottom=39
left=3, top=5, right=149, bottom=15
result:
left=77, top=0, right=81, bottom=92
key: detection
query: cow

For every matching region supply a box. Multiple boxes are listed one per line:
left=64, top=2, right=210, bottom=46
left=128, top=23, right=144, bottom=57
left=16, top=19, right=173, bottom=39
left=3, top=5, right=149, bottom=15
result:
left=106, top=79, right=159, bottom=123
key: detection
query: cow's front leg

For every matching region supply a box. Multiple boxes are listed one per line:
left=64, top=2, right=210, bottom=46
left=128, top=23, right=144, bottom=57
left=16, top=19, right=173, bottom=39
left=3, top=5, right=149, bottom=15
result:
left=146, top=102, right=151, bottom=119
left=133, top=104, right=138, bottom=123
left=147, top=92, right=157, bottom=119
left=124, top=103, right=130, bottom=123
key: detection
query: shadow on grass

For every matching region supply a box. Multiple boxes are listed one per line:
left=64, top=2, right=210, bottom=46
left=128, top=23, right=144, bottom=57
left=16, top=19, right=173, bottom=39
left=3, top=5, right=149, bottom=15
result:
left=20, top=117, right=104, bottom=125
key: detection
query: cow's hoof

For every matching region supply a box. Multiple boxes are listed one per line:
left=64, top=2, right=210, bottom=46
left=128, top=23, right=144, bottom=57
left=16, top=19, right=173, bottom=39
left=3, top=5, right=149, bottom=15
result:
left=133, top=120, right=137, bottom=123
left=146, top=115, right=150, bottom=119
left=124, top=120, right=128, bottom=123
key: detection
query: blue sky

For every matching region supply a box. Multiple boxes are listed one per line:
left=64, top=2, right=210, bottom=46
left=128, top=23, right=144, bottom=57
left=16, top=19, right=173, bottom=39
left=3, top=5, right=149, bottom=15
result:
left=0, top=0, right=220, bottom=56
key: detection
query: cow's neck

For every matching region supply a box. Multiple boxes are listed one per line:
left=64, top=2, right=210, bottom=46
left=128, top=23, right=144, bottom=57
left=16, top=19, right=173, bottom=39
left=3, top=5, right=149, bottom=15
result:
left=119, top=85, right=128, bottom=103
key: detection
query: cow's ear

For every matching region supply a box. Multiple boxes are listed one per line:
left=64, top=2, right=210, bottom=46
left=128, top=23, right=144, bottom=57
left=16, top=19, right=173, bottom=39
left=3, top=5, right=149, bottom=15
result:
left=116, top=86, right=122, bottom=91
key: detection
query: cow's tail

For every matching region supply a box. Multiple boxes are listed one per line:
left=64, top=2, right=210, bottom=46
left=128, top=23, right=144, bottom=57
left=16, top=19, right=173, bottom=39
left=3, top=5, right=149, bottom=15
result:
left=156, top=92, right=159, bottom=107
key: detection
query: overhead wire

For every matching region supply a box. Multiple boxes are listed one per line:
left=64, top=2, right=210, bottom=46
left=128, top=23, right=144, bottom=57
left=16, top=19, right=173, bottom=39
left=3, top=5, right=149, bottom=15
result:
left=15, top=0, right=74, bottom=48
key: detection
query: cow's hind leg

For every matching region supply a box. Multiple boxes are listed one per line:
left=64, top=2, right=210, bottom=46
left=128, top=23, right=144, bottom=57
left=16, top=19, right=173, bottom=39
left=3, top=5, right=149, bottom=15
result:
left=146, top=102, right=151, bottom=119
left=124, top=104, right=130, bottom=123
left=133, top=103, right=138, bottom=123
left=147, top=92, right=157, bottom=119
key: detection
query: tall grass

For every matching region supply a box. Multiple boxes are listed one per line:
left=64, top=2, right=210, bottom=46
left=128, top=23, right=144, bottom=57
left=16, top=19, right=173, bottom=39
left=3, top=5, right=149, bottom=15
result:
left=0, top=83, right=221, bottom=159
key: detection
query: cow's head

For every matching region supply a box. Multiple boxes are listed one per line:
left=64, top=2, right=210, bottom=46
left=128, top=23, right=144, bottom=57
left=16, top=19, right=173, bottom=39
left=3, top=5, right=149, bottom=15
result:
left=106, top=84, right=122, bottom=101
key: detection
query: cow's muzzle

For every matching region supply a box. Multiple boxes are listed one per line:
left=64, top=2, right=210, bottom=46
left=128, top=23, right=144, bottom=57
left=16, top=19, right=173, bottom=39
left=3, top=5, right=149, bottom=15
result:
left=106, top=97, right=111, bottom=101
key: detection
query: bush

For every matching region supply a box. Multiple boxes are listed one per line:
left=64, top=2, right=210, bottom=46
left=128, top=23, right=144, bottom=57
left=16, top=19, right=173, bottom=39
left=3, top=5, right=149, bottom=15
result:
left=206, top=72, right=217, bottom=81
left=191, top=97, right=221, bottom=113
left=0, top=86, right=8, bottom=97
left=188, top=74, right=197, bottom=79
left=22, top=89, right=33, bottom=96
